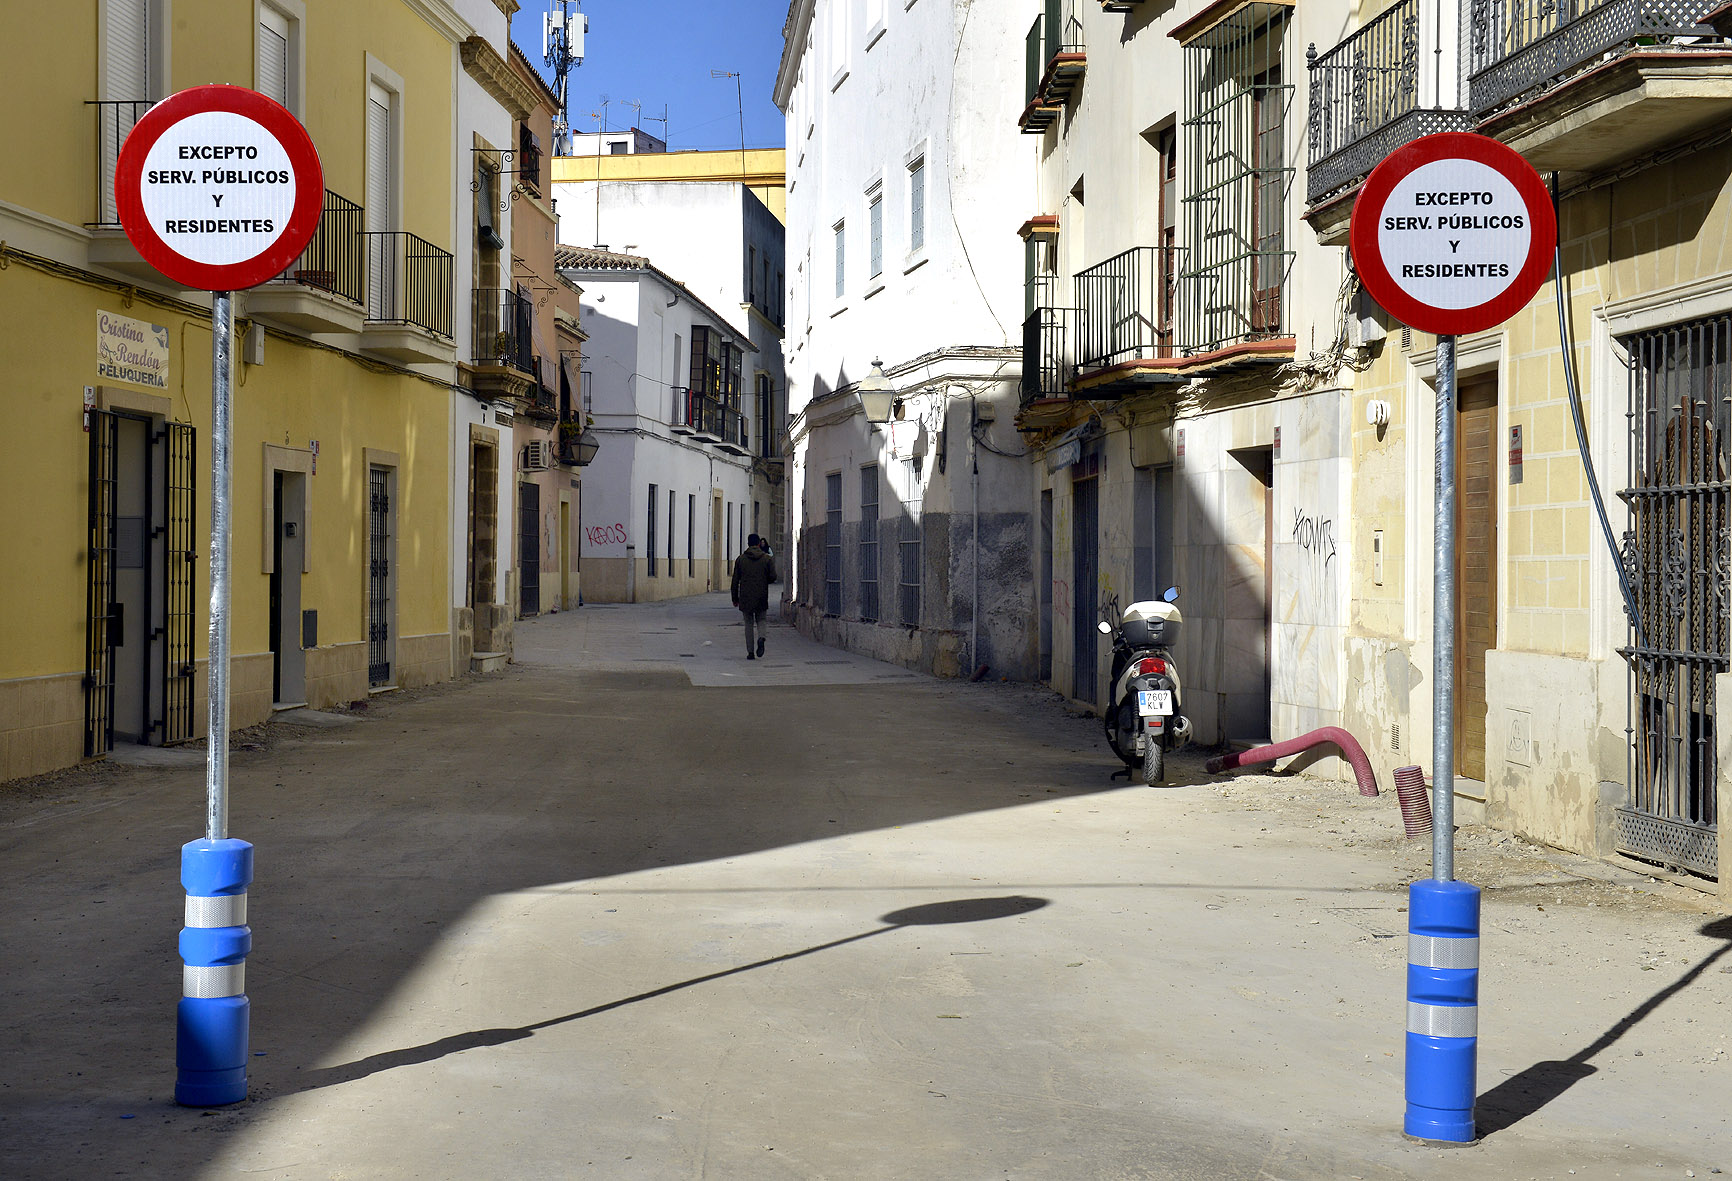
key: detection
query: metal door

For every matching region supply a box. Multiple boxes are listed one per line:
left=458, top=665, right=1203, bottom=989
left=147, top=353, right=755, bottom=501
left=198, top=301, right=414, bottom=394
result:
left=367, top=466, right=392, bottom=687
left=519, top=480, right=541, bottom=616
left=1072, top=473, right=1098, bottom=704
left=162, top=421, right=195, bottom=742
left=1619, top=318, right=1727, bottom=878
left=84, top=411, right=119, bottom=756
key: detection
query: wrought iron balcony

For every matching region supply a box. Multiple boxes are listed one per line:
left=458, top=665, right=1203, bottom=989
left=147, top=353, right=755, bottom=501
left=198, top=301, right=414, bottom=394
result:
left=1469, top=0, right=1726, bottom=120
left=1019, top=0, right=1086, bottom=133
left=86, top=99, right=153, bottom=228
left=1022, top=277, right=1078, bottom=405
left=268, top=190, right=365, bottom=305
left=363, top=232, right=453, bottom=338
left=472, top=287, right=534, bottom=371
left=1073, top=246, right=1184, bottom=372
left=1305, top=0, right=1473, bottom=205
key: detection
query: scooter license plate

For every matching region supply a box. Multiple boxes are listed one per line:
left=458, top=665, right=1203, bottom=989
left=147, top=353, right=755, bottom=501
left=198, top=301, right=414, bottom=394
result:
left=1138, top=690, right=1173, bottom=717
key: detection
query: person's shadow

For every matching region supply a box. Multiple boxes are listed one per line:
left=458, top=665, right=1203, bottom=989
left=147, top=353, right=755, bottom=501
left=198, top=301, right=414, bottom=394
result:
left=286, top=896, right=1049, bottom=1095
left=1476, top=913, right=1732, bottom=1136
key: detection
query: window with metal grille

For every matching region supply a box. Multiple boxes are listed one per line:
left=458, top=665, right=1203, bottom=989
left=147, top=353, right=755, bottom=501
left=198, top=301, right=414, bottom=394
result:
left=667, top=489, right=675, bottom=573
left=868, top=188, right=883, bottom=279
left=367, top=466, right=393, bottom=687
left=825, top=473, right=842, bottom=616
left=688, top=494, right=696, bottom=576
left=860, top=465, right=880, bottom=622
left=909, top=156, right=926, bottom=252
left=1617, top=316, right=1729, bottom=878
left=834, top=221, right=846, bottom=300
left=1180, top=4, right=1292, bottom=353
left=899, top=515, right=921, bottom=626
left=647, top=483, right=658, bottom=576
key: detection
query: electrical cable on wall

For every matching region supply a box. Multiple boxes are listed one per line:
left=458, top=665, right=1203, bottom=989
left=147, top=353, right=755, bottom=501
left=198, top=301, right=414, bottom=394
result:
left=1551, top=173, right=1645, bottom=647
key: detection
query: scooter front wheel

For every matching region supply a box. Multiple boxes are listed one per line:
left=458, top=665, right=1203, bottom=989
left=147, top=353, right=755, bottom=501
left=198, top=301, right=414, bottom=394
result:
left=1142, top=739, right=1164, bottom=786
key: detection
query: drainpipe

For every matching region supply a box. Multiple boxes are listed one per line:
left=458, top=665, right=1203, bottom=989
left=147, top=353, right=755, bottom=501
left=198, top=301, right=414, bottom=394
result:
left=970, top=393, right=980, bottom=675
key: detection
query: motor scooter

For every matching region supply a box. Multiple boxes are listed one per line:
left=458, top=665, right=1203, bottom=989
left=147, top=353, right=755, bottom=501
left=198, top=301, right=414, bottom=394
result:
left=1099, top=587, right=1192, bottom=785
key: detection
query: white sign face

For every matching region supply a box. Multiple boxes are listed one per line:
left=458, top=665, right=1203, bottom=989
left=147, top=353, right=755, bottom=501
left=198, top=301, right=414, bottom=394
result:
left=1374, top=158, right=1533, bottom=311
left=97, top=310, right=171, bottom=389
left=136, top=110, right=298, bottom=267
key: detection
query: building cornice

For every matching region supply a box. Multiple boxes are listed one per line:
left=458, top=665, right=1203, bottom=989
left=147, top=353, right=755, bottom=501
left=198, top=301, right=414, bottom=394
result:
left=461, top=35, right=537, bottom=120
left=402, top=0, right=473, bottom=44
left=773, top=0, right=814, bottom=110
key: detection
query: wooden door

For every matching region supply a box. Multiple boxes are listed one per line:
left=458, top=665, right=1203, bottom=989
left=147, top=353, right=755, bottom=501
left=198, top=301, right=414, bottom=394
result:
left=1455, top=377, right=1498, bottom=781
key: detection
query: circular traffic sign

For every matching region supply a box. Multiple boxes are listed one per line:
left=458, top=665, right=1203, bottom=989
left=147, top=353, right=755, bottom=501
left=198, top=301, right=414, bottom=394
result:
left=116, top=85, right=323, bottom=292
left=1350, top=132, right=1556, bottom=337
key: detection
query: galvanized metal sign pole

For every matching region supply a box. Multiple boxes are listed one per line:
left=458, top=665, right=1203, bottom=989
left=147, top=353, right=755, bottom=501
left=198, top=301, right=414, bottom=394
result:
left=115, top=84, right=323, bottom=1107
left=1432, top=335, right=1456, bottom=884
left=1351, top=132, right=1555, bottom=1145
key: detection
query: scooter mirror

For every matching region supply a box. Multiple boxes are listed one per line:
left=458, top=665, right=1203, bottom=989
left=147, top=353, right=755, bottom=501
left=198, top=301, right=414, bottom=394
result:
left=1097, top=620, right=1112, bottom=635
left=1162, top=586, right=1181, bottom=603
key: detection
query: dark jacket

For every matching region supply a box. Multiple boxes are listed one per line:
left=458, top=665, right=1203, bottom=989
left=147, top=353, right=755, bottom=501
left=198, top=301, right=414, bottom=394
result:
left=730, top=545, right=778, bottom=614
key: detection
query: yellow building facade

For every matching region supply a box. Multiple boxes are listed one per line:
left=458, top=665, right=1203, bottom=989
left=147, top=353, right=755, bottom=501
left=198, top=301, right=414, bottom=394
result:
left=0, top=0, right=473, bottom=779
left=1306, top=0, right=1732, bottom=901
left=551, top=146, right=787, bottom=223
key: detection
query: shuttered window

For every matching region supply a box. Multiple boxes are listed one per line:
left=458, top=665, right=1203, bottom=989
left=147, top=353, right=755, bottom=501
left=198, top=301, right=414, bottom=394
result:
left=102, top=0, right=153, bottom=225
left=106, top=0, right=151, bottom=100
left=257, top=7, right=290, bottom=107
left=366, top=81, right=393, bottom=319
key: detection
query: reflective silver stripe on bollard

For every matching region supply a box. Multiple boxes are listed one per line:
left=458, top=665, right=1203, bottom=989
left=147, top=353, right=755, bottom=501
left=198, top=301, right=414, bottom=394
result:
left=1408, top=934, right=1479, bottom=970
left=1408, top=1001, right=1478, bottom=1039
left=184, top=964, right=247, bottom=998
left=184, top=894, right=248, bottom=929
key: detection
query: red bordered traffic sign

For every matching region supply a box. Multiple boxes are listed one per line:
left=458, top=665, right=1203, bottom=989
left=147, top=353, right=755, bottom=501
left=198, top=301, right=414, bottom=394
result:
left=1350, top=132, right=1555, bottom=337
left=116, top=85, right=323, bottom=292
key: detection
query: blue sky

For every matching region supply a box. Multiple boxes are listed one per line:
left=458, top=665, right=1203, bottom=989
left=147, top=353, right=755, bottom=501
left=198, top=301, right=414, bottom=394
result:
left=508, top=0, right=790, bottom=151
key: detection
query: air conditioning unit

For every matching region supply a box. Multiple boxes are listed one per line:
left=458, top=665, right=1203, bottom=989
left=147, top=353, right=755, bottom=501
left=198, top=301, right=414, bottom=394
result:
left=521, top=439, right=554, bottom=471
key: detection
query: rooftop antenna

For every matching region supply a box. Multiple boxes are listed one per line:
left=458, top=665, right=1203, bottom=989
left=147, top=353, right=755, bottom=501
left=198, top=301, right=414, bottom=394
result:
left=710, top=69, right=747, bottom=187
left=643, top=104, right=669, bottom=148
left=542, top=0, right=587, bottom=155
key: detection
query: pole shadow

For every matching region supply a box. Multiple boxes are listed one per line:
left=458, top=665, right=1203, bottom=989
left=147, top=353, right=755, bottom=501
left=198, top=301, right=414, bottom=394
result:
left=1476, top=914, right=1732, bottom=1136
left=285, top=896, right=1049, bottom=1096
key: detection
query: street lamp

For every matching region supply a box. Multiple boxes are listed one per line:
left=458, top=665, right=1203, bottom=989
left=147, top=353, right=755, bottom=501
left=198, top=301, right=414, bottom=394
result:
left=856, top=359, right=898, bottom=424
left=572, top=428, right=600, bottom=466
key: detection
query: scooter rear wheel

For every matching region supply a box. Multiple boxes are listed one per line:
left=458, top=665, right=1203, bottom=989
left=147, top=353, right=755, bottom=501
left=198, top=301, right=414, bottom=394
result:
left=1142, top=740, right=1164, bottom=786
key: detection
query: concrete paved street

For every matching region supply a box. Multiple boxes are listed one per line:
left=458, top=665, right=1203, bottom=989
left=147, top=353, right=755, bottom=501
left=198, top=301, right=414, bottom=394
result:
left=1, top=594, right=1728, bottom=1179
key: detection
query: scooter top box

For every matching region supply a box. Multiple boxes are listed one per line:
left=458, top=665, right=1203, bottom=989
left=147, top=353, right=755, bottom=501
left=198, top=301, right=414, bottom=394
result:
left=1120, top=603, right=1179, bottom=648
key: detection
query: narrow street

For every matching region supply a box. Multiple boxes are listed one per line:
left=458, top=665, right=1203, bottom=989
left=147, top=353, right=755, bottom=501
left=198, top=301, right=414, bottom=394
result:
left=1, top=596, right=1727, bottom=1180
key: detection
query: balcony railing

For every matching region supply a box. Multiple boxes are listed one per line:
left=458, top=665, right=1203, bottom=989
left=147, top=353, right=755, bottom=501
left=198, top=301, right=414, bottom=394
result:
left=472, top=287, right=533, bottom=370
left=87, top=99, right=154, bottom=228
left=517, top=130, right=543, bottom=198
left=268, top=190, right=365, bottom=305
left=1021, top=0, right=1086, bottom=132
left=364, top=232, right=453, bottom=337
left=528, top=376, right=558, bottom=418
left=1469, top=0, right=1725, bottom=117
left=679, top=389, right=746, bottom=447
left=1073, top=246, right=1184, bottom=371
left=1305, top=2, right=1475, bottom=203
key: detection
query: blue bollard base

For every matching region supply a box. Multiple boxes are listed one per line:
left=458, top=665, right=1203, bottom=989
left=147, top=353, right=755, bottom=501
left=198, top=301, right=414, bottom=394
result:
left=175, top=1067, right=248, bottom=1107
left=176, top=996, right=249, bottom=1107
left=1404, top=1106, right=1477, bottom=1144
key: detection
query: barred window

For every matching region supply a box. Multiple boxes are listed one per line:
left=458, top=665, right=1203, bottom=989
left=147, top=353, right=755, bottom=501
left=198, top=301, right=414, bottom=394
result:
left=859, top=465, right=879, bottom=622
left=647, top=483, right=658, bottom=576
left=899, top=515, right=920, bottom=626
left=825, top=473, right=843, bottom=616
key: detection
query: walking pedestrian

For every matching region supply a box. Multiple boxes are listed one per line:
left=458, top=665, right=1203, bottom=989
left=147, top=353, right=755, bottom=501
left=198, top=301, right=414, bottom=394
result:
left=731, top=533, right=778, bottom=660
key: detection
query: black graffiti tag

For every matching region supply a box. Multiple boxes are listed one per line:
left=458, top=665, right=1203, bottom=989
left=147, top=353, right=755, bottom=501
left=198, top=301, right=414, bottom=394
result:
left=1292, top=509, right=1337, bottom=579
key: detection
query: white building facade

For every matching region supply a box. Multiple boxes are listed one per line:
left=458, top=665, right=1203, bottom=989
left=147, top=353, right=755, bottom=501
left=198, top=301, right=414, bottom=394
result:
left=557, top=248, right=757, bottom=601
left=550, top=177, right=789, bottom=553
left=775, top=0, right=1038, bottom=679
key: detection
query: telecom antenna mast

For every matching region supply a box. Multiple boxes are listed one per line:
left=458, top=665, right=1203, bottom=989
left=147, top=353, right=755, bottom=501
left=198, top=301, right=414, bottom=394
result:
left=543, top=0, right=587, bottom=155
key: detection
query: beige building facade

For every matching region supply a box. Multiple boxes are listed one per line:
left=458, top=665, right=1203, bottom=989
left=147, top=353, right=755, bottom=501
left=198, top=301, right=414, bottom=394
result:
left=1305, top=0, right=1732, bottom=901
